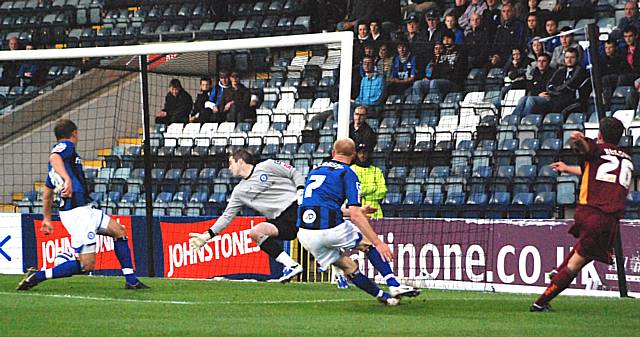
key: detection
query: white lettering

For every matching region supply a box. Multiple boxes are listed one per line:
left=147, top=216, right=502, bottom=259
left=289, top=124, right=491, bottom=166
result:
left=397, top=244, right=416, bottom=279
left=497, top=245, right=516, bottom=283
left=465, top=245, right=485, bottom=282
left=443, top=244, right=462, bottom=280
left=419, top=244, right=440, bottom=279
left=519, top=246, right=541, bottom=284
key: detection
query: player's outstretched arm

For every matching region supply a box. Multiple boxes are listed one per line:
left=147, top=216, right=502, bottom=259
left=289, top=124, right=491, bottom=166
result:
left=41, top=187, right=54, bottom=235
left=348, top=205, right=393, bottom=262
left=49, top=153, right=73, bottom=198
left=550, top=161, right=582, bottom=176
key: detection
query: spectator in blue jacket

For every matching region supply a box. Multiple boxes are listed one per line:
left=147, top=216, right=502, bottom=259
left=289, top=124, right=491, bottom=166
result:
left=206, top=71, right=230, bottom=123
left=387, top=41, right=417, bottom=95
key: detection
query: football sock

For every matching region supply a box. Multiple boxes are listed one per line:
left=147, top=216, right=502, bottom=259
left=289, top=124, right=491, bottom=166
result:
left=114, top=237, right=138, bottom=285
left=555, top=249, right=575, bottom=274
left=366, top=247, right=401, bottom=287
left=35, top=260, right=82, bottom=282
left=535, top=267, right=577, bottom=306
left=347, top=270, right=384, bottom=298
left=275, top=252, right=298, bottom=268
left=259, top=237, right=284, bottom=259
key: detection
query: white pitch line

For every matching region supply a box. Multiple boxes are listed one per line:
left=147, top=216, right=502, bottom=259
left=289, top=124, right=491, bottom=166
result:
left=0, top=291, right=368, bottom=305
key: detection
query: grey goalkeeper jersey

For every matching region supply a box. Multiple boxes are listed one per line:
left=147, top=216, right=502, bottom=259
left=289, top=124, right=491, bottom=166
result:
left=210, top=159, right=306, bottom=234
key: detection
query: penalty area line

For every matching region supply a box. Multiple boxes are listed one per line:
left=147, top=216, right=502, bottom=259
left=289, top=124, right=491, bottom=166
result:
left=0, top=291, right=367, bottom=305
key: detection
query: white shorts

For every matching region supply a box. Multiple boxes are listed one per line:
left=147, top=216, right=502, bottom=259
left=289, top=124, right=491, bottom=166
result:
left=297, top=221, right=363, bottom=271
left=59, top=205, right=111, bottom=253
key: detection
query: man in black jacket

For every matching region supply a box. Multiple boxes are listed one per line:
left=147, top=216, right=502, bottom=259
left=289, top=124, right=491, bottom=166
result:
left=511, top=53, right=554, bottom=115
left=349, top=106, right=377, bottom=151
left=190, top=77, right=213, bottom=123
left=155, top=78, right=193, bottom=125
left=518, top=48, right=587, bottom=115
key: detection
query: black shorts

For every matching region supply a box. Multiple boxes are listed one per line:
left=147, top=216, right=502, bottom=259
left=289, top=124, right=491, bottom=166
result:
left=267, top=202, right=299, bottom=241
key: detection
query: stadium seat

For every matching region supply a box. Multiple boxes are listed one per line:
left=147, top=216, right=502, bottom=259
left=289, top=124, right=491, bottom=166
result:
left=509, top=192, right=534, bottom=219
left=463, top=192, right=488, bottom=218
left=531, top=191, right=556, bottom=218
left=556, top=175, right=579, bottom=205
left=486, top=192, right=510, bottom=218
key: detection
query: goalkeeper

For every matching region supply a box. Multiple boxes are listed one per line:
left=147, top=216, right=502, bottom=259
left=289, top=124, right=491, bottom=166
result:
left=189, top=149, right=305, bottom=282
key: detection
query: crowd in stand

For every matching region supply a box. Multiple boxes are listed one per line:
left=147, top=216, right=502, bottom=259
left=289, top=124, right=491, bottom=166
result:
left=155, top=72, right=259, bottom=126
left=344, top=0, right=640, bottom=117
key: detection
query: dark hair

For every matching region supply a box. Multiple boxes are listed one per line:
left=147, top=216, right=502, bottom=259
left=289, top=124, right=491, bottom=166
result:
left=230, top=148, right=256, bottom=165
left=54, top=119, right=78, bottom=140
left=565, top=47, right=579, bottom=57
left=623, top=25, right=638, bottom=36
left=441, top=30, right=455, bottom=41
left=537, top=53, right=551, bottom=61
left=200, top=77, right=211, bottom=83
left=169, top=78, right=183, bottom=90
left=600, top=117, right=625, bottom=145
left=605, top=39, right=617, bottom=46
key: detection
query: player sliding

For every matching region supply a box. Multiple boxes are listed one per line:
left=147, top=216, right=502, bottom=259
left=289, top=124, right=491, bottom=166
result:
left=530, top=117, right=632, bottom=312
left=189, top=149, right=304, bottom=282
left=297, top=139, right=420, bottom=305
left=17, top=119, right=148, bottom=290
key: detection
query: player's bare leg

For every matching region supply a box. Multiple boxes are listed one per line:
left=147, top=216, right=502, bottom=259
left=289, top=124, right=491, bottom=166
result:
left=249, top=221, right=302, bottom=282
left=355, top=239, right=420, bottom=298
left=334, top=255, right=398, bottom=305
left=103, top=218, right=148, bottom=289
left=531, top=250, right=590, bottom=311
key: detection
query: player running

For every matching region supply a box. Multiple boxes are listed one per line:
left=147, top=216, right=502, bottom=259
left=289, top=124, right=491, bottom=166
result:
left=297, top=138, right=420, bottom=305
left=17, top=119, right=148, bottom=290
left=188, top=149, right=304, bottom=282
left=530, top=117, right=633, bottom=312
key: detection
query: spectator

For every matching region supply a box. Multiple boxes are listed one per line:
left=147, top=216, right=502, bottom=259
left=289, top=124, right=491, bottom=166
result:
left=338, top=0, right=384, bottom=31
left=524, top=0, right=550, bottom=25
left=553, top=0, right=596, bottom=21
left=155, top=78, right=193, bottom=125
left=349, top=106, right=377, bottom=150
left=451, top=0, right=469, bottom=20
left=543, top=18, right=561, bottom=52
left=516, top=48, right=587, bottom=115
left=375, top=43, right=394, bottom=79
left=401, top=13, right=426, bottom=47
left=464, top=12, right=491, bottom=68
left=351, top=144, right=387, bottom=219
left=2, top=37, right=20, bottom=86
left=388, top=41, right=417, bottom=95
left=524, top=14, right=542, bottom=45
left=412, top=42, right=445, bottom=97
left=601, top=40, right=626, bottom=105
left=525, top=36, right=547, bottom=78
left=618, top=26, right=640, bottom=86
left=354, top=21, right=372, bottom=63
left=206, top=71, right=230, bottom=123
left=503, top=47, right=533, bottom=90
left=355, top=56, right=385, bottom=107
left=485, top=52, right=503, bottom=70
left=369, top=18, right=388, bottom=48
left=189, top=77, right=213, bottom=123
left=618, top=1, right=640, bottom=34
left=482, top=0, right=501, bottom=36
left=402, top=0, right=439, bottom=18
left=413, top=32, right=466, bottom=97
left=511, top=52, right=555, bottom=116
left=550, top=27, right=584, bottom=69
left=493, top=3, right=526, bottom=62
left=458, top=0, right=488, bottom=34
left=18, top=42, right=40, bottom=86
left=424, top=9, right=445, bottom=62
left=444, top=13, right=465, bottom=45
left=221, top=72, right=253, bottom=123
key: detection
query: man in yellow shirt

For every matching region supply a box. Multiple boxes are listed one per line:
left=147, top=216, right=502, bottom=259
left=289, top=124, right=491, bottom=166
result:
left=350, top=144, right=387, bottom=219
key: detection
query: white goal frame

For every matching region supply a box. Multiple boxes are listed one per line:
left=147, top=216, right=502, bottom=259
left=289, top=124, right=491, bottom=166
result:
left=0, top=32, right=354, bottom=139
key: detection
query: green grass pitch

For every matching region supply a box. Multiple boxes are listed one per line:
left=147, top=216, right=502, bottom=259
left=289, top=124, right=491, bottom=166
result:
left=1, top=275, right=638, bottom=337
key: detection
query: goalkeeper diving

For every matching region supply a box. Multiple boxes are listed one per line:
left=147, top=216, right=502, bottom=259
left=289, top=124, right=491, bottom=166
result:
left=189, top=149, right=306, bottom=282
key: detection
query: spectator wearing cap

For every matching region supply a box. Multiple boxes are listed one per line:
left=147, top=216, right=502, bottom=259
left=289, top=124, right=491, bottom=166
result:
left=458, top=0, right=488, bottom=35
left=338, top=0, right=384, bottom=31
left=550, top=26, right=583, bottom=69
left=543, top=18, right=561, bottom=52
left=424, top=9, right=445, bottom=62
left=388, top=41, right=418, bottom=95
left=401, top=13, right=426, bottom=46
left=444, top=13, right=465, bottom=45
left=553, top=0, right=596, bottom=21
left=619, top=26, right=640, bottom=86
left=351, top=144, right=387, bottom=219
left=464, top=12, right=491, bottom=68
left=349, top=106, right=377, bottom=152
left=482, top=0, right=501, bottom=36
left=493, top=3, right=526, bottom=63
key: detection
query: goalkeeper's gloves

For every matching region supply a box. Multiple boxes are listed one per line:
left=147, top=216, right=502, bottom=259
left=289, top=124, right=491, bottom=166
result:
left=189, top=229, right=215, bottom=250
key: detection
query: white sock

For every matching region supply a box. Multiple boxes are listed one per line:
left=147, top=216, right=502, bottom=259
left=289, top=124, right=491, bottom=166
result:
left=275, top=252, right=298, bottom=268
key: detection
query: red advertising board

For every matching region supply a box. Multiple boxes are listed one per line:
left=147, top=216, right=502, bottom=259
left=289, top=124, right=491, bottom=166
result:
left=160, top=217, right=271, bottom=278
left=34, top=216, right=134, bottom=270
